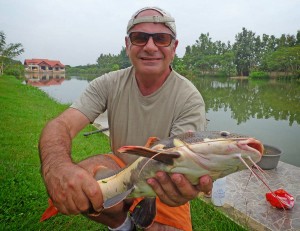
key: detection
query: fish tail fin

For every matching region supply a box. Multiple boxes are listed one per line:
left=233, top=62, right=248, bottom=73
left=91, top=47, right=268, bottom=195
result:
left=131, top=197, right=156, bottom=229
left=40, top=198, right=59, bottom=222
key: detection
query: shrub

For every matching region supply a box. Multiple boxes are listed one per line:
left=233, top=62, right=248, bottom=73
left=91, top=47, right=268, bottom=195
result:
left=249, top=71, right=269, bottom=78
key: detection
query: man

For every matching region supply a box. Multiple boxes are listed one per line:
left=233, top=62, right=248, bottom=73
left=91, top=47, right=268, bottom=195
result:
left=39, top=6, right=212, bottom=231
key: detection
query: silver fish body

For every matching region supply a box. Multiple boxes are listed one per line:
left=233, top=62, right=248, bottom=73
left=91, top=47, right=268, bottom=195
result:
left=96, top=131, right=263, bottom=228
left=97, top=131, right=264, bottom=207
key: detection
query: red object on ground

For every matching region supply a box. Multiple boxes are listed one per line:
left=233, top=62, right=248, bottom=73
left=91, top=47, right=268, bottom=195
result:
left=40, top=198, right=59, bottom=222
left=266, top=188, right=295, bottom=209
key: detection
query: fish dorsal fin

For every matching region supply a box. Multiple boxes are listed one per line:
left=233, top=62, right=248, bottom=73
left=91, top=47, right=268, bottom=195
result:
left=131, top=197, right=156, bottom=229
left=103, top=187, right=134, bottom=209
left=118, top=146, right=180, bottom=165
left=144, top=137, right=160, bottom=148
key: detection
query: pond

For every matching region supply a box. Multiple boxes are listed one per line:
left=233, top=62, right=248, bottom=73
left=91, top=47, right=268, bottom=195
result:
left=26, top=75, right=300, bottom=167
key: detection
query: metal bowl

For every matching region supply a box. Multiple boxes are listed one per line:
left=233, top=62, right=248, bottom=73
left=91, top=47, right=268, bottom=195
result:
left=256, top=144, right=282, bottom=170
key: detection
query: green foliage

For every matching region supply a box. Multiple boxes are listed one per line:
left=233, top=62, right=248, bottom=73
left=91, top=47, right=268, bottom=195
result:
left=67, top=47, right=131, bottom=76
left=182, top=33, right=235, bottom=77
left=232, top=28, right=260, bottom=76
left=249, top=71, right=269, bottom=78
left=0, top=31, right=24, bottom=75
left=3, top=60, right=24, bottom=77
left=264, top=45, right=300, bottom=77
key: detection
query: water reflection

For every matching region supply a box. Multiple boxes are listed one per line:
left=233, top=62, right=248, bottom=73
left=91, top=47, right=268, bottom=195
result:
left=193, top=78, right=300, bottom=126
left=194, top=77, right=300, bottom=167
left=25, top=72, right=65, bottom=87
left=24, top=75, right=91, bottom=104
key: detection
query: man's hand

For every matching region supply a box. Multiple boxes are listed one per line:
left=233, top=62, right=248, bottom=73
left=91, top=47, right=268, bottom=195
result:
left=44, top=162, right=103, bottom=215
left=44, top=158, right=129, bottom=228
left=147, top=172, right=212, bottom=206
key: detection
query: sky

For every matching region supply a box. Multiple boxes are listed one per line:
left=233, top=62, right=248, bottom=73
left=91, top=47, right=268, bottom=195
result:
left=1, top=0, right=299, bottom=66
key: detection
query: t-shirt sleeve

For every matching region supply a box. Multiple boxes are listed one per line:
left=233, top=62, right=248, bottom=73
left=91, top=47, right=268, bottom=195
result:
left=170, top=85, right=206, bottom=136
left=70, top=74, right=109, bottom=123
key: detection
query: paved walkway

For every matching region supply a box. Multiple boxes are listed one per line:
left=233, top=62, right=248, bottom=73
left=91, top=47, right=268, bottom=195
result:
left=214, top=161, right=300, bottom=231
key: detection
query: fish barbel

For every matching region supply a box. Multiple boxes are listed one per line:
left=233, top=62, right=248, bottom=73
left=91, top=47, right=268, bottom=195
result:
left=96, top=131, right=264, bottom=228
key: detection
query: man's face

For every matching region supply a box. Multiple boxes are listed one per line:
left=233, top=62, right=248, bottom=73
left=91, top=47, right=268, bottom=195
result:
left=125, top=11, right=178, bottom=77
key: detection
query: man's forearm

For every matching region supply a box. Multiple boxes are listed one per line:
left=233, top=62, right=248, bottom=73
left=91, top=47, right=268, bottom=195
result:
left=39, top=118, right=73, bottom=178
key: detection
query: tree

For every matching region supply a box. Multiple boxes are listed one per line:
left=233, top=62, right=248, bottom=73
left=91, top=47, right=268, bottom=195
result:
left=0, top=31, right=24, bottom=75
left=219, top=51, right=236, bottom=77
left=296, top=30, right=300, bottom=45
left=232, top=28, right=261, bottom=76
left=265, top=45, right=300, bottom=76
left=118, top=47, right=131, bottom=69
left=183, top=33, right=232, bottom=76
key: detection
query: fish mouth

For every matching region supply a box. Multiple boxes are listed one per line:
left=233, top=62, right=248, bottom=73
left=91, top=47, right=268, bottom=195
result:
left=237, top=138, right=264, bottom=156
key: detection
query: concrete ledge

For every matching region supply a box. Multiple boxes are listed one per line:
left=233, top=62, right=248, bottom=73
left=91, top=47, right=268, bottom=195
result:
left=204, top=162, right=300, bottom=231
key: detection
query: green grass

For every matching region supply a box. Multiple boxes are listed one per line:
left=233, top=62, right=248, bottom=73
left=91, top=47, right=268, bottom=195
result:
left=0, top=75, right=246, bottom=230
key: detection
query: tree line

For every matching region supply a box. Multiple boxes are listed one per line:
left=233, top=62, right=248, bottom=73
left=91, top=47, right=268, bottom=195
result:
left=181, top=28, right=300, bottom=78
left=66, top=47, right=131, bottom=77
left=68, top=27, right=300, bottom=78
left=1, top=28, right=299, bottom=78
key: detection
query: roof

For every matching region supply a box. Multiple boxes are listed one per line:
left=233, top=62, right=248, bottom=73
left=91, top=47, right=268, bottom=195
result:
left=24, top=59, right=65, bottom=68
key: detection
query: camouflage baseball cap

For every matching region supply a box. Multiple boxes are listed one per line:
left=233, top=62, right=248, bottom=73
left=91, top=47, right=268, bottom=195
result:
left=127, top=6, right=176, bottom=36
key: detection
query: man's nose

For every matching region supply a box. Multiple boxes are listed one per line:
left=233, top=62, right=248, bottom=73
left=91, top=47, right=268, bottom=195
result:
left=143, top=36, right=159, bottom=51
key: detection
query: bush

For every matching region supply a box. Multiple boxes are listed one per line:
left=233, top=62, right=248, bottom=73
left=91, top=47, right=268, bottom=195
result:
left=4, top=63, right=24, bottom=78
left=249, top=71, right=269, bottom=78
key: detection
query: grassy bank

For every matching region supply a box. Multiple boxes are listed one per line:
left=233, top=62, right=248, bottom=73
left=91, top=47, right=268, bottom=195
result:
left=0, top=75, right=246, bottom=230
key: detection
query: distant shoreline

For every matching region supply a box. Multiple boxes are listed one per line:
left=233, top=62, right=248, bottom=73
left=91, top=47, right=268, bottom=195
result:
left=229, top=76, right=248, bottom=79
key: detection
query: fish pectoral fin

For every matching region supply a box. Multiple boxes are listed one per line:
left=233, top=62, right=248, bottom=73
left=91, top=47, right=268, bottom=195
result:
left=131, top=197, right=156, bottom=229
left=118, top=146, right=180, bottom=165
left=153, top=152, right=181, bottom=165
left=103, top=187, right=134, bottom=209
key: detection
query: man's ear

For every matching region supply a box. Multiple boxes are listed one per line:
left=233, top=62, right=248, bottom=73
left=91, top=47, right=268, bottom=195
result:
left=173, top=39, right=179, bottom=51
left=125, top=36, right=131, bottom=53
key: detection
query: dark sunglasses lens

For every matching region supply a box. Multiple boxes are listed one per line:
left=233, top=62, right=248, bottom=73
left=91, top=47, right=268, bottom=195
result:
left=153, top=33, right=172, bottom=46
left=129, top=32, right=173, bottom=47
left=130, top=32, right=149, bottom=46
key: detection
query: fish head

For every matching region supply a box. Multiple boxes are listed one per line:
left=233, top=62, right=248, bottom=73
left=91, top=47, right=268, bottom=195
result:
left=170, top=131, right=264, bottom=178
left=188, top=137, right=263, bottom=160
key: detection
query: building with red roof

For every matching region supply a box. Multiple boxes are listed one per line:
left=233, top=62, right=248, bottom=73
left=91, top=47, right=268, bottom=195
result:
left=24, top=59, right=65, bottom=72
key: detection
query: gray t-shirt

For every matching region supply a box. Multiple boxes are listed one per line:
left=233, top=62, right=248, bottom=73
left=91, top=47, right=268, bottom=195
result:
left=71, top=66, right=206, bottom=163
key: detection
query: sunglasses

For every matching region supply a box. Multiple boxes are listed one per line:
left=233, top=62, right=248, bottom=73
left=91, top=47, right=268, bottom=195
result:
left=128, top=32, right=175, bottom=47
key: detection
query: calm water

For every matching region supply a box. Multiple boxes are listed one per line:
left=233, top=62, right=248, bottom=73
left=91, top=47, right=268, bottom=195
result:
left=28, top=75, right=300, bottom=167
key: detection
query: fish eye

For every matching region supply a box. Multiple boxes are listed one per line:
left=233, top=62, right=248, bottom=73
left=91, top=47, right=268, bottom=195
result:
left=220, top=131, right=230, bottom=136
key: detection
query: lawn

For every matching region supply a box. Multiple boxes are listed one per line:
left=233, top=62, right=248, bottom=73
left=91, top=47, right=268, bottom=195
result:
left=0, top=75, right=246, bottom=230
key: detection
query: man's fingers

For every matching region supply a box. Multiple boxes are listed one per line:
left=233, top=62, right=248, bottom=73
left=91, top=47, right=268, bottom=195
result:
left=82, top=178, right=103, bottom=212
left=147, top=172, right=214, bottom=208
left=196, top=175, right=212, bottom=194
left=147, top=172, right=186, bottom=206
left=171, top=174, right=199, bottom=200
